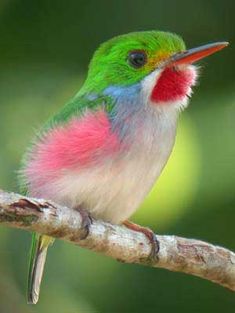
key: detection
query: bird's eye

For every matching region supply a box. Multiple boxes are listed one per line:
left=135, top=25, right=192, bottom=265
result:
left=128, top=50, right=147, bottom=68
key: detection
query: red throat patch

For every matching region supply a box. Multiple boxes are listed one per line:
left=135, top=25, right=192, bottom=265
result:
left=150, top=67, right=196, bottom=103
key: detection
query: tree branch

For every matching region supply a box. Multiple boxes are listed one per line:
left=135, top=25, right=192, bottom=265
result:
left=0, top=189, right=235, bottom=291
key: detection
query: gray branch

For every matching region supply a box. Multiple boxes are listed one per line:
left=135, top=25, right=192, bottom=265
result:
left=0, top=189, right=235, bottom=291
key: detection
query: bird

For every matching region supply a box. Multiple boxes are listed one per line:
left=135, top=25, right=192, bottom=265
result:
left=19, top=30, right=228, bottom=304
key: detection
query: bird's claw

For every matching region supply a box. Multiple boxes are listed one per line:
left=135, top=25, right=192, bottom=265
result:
left=123, top=221, right=159, bottom=260
left=75, top=207, right=93, bottom=240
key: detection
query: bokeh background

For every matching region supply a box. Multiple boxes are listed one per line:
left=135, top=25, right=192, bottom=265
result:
left=0, top=0, right=235, bottom=312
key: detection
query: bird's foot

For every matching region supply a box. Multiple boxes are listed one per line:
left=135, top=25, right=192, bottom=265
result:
left=123, top=221, right=159, bottom=260
left=74, top=207, right=93, bottom=240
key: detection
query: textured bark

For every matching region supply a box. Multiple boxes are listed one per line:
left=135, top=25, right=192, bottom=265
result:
left=0, top=189, right=235, bottom=291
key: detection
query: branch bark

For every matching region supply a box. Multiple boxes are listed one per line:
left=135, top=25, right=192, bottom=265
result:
left=0, top=189, right=235, bottom=291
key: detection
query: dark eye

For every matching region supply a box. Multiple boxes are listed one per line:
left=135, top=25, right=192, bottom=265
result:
left=128, top=50, right=147, bottom=68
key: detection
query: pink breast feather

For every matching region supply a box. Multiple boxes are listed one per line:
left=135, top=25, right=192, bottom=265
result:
left=25, top=110, right=120, bottom=182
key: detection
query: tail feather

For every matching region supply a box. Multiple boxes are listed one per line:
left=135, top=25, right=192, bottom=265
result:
left=27, top=233, right=53, bottom=304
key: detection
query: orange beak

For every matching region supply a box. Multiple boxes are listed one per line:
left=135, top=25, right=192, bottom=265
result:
left=166, top=41, right=229, bottom=66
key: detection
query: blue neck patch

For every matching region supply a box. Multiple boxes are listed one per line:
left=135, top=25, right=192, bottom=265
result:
left=103, top=83, right=143, bottom=139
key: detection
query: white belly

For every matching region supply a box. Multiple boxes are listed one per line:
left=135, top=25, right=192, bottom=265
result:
left=40, top=110, right=177, bottom=224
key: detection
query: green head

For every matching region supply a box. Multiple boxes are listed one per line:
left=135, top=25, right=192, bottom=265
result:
left=81, top=31, right=185, bottom=93
left=78, top=30, right=227, bottom=111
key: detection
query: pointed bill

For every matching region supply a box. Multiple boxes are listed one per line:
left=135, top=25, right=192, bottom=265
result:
left=166, top=42, right=229, bottom=66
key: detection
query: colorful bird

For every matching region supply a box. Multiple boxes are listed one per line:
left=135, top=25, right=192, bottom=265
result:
left=19, top=31, right=228, bottom=304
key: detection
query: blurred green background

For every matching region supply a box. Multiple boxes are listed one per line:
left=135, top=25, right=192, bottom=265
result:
left=0, top=0, right=235, bottom=312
